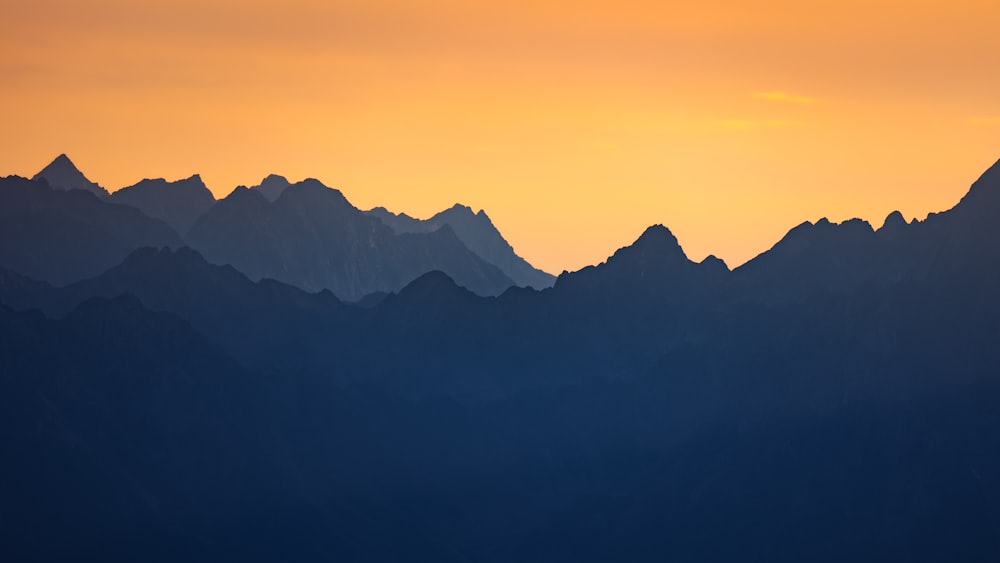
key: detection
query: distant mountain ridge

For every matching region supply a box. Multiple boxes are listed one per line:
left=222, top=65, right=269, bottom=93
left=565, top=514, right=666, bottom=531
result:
left=13, top=157, right=559, bottom=298
left=367, top=204, right=555, bottom=289
left=186, top=179, right=516, bottom=300
left=107, top=174, right=216, bottom=235
left=0, top=175, right=182, bottom=285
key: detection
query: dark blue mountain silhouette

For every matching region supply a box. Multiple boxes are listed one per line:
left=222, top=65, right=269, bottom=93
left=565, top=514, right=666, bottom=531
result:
left=368, top=204, right=555, bottom=289
left=107, top=174, right=216, bottom=235
left=0, top=296, right=487, bottom=561
left=551, top=224, right=728, bottom=303
left=734, top=157, right=1000, bottom=300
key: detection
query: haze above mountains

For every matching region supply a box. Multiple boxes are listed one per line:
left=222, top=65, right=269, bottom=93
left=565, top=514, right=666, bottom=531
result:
left=3, top=154, right=1000, bottom=561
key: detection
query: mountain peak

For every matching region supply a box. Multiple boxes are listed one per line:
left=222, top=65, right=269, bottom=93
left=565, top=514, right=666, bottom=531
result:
left=281, top=179, right=352, bottom=208
left=252, top=174, right=291, bottom=202
left=32, top=154, right=108, bottom=197
left=631, top=224, right=683, bottom=252
left=446, top=203, right=475, bottom=215
left=106, top=175, right=216, bottom=235
left=222, top=184, right=265, bottom=203
left=405, top=270, right=460, bottom=291
left=880, top=210, right=906, bottom=231
left=394, top=270, right=475, bottom=304
left=296, top=178, right=329, bottom=190
left=700, top=254, right=730, bottom=273
left=600, top=224, right=689, bottom=272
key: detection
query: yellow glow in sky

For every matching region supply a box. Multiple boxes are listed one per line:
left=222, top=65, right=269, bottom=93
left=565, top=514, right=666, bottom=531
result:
left=2, top=0, right=998, bottom=273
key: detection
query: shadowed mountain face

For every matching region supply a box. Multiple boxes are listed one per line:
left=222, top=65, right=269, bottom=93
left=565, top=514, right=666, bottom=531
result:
left=368, top=204, right=555, bottom=289
left=32, top=154, right=108, bottom=197
left=186, top=180, right=515, bottom=300
left=3, top=158, right=1000, bottom=561
left=0, top=176, right=182, bottom=285
left=108, top=175, right=216, bottom=235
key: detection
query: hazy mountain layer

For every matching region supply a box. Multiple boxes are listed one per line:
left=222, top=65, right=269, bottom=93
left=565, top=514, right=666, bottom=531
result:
left=368, top=204, right=555, bottom=289
left=108, top=174, right=216, bottom=235
left=186, top=179, right=515, bottom=300
left=0, top=176, right=182, bottom=285
left=23, top=159, right=553, bottom=298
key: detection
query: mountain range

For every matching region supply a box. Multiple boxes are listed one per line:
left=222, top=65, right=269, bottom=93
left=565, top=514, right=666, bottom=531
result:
left=185, top=179, right=515, bottom=300
left=3, top=156, right=553, bottom=298
left=2, top=155, right=1000, bottom=561
left=0, top=175, right=182, bottom=285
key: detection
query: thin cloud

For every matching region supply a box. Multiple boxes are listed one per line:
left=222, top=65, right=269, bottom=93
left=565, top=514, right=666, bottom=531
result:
left=968, top=117, right=1000, bottom=126
left=719, top=119, right=806, bottom=130
left=753, top=91, right=817, bottom=105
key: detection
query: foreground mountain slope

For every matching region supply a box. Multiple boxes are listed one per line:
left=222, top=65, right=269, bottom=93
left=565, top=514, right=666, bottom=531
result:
left=0, top=297, right=488, bottom=562
left=186, top=179, right=515, bottom=300
left=368, top=204, right=555, bottom=289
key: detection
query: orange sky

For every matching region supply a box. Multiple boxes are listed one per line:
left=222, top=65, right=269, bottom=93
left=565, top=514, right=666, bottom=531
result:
left=2, top=0, right=998, bottom=273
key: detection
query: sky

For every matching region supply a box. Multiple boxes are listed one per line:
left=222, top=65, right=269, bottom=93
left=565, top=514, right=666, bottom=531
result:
left=2, top=0, right=998, bottom=273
